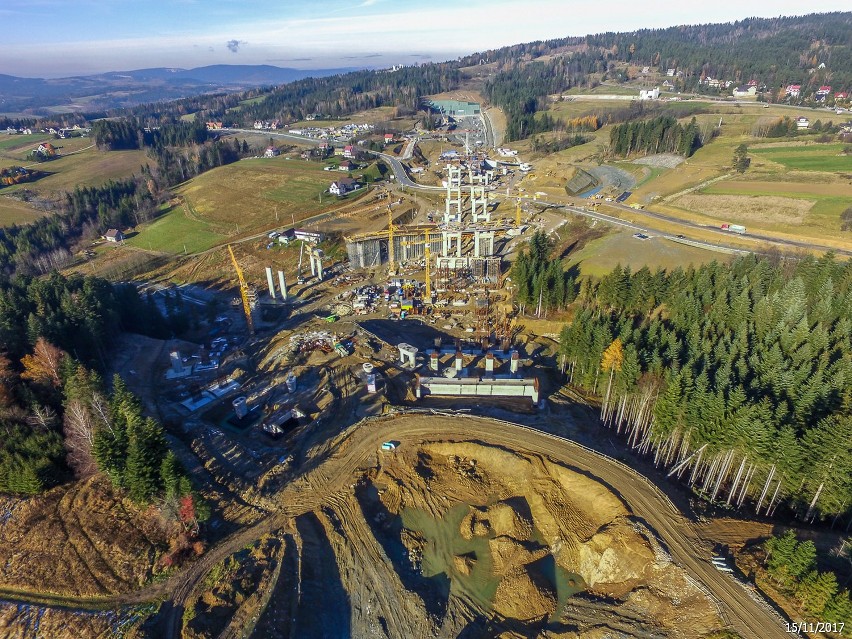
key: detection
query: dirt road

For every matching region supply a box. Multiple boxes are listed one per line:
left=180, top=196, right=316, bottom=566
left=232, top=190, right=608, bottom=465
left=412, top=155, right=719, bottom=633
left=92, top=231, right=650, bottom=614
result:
left=260, top=412, right=791, bottom=639
left=4, top=412, right=792, bottom=639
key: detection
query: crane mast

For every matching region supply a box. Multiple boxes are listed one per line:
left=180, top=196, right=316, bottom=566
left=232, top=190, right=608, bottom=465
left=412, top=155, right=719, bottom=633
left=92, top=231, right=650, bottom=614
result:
left=387, top=204, right=395, bottom=275
left=424, top=228, right=431, bottom=300
left=228, top=244, right=254, bottom=336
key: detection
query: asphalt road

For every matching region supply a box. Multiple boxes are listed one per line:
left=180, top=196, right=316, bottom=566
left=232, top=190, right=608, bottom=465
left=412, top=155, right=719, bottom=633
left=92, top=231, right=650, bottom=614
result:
left=223, top=126, right=850, bottom=257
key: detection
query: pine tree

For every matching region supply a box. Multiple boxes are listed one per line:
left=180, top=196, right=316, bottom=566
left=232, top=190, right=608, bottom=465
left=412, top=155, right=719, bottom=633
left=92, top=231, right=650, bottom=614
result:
left=124, top=418, right=166, bottom=504
left=796, top=570, right=838, bottom=616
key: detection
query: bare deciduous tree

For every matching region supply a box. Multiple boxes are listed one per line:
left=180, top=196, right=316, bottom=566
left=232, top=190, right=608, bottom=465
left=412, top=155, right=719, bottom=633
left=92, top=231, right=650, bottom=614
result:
left=63, top=399, right=98, bottom=478
left=20, top=338, right=65, bottom=388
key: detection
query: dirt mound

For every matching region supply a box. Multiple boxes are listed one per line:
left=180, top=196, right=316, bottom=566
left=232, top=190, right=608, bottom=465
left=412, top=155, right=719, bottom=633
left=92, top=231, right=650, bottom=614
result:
left=493, top=563, right=557, bottom=620
left=489, top=536, right=548, bottom=575
left=575, top=522, right=656, bottom=596
left=453, top=552, right=477, bottom=576
left=461, top=498, right=535, bottom=541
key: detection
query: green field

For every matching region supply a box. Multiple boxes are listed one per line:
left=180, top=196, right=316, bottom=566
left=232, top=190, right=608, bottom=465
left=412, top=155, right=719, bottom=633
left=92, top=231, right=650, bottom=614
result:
left=178, top=158, right=343, bottom=234
left=750, top=144, right=852, bottom=172
left=0, top=134, right=51, bottom=152
left=126, top=204, right=226, bottom=254
left=226, top=95, right=267, bottom=113
left=565, top=228, right=734, bottom=278
left=0, top=196, right=48, bottom=227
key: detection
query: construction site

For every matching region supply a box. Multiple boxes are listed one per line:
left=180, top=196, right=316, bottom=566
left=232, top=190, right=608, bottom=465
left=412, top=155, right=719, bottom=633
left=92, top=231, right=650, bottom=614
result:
left=2, top=119, right=811, bottom=639
left=84, top=140, right=775, bottom=638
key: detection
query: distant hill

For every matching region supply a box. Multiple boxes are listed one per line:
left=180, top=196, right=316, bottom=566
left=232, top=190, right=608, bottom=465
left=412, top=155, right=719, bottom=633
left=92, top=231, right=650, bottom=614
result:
left=0, top=65, right=362, bottom=115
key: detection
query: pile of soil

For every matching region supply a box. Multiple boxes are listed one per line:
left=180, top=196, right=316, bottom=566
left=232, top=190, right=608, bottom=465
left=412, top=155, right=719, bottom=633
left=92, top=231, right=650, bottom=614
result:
left=371, top=440, right=719, bottom=636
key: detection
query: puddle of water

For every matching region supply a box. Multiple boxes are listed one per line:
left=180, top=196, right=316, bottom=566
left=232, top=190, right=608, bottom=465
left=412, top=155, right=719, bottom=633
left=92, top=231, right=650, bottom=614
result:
left=579, top=185, right=603, bottom=198
left=402, top=504, right=499, bottom=610
left=401, top=502, right=585, bottom=617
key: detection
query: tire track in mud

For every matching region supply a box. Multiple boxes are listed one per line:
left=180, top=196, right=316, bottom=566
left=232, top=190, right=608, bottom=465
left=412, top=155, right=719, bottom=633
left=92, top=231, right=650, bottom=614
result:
left=5, top=412, right=791, bottom=639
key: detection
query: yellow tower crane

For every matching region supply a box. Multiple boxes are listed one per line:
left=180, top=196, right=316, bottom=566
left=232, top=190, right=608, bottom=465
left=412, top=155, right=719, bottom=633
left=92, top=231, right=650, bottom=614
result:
left=228, top=244, right=255, bottom=336
left=424, top=227, right=432, bottom=300
left=387, top=204, right=396, bottom=275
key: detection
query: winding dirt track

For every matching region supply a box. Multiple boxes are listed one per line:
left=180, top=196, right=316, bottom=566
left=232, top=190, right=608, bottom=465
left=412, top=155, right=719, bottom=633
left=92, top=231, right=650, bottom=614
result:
left=2, top=411, right=790, bottom=639
left=162, top=412, right=788, bottom=639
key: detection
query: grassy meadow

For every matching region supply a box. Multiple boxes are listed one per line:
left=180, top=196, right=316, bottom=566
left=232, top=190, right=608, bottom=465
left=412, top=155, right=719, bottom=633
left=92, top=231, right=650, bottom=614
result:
left=126, top=201, right=227, bottom=254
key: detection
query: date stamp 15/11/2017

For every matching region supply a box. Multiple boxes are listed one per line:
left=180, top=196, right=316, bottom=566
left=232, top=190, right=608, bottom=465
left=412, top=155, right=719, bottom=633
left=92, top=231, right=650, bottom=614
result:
left=786, top=622, right=844, bottom=635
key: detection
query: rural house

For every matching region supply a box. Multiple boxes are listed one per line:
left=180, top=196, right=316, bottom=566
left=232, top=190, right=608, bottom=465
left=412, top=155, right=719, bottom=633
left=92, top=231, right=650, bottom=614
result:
left=732, top=85, right=757, bottom=97
left=104, top=229, right=124, bottom=243
left=329, top=177, right=360, bottom=196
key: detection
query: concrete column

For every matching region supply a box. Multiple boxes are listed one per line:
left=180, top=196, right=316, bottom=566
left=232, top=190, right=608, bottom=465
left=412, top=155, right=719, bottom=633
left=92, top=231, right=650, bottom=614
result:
left=455, top=351, right=463, bottom=372
left=265, top=267, right=276, bottom=298
left=510, top=350, right=519, bottom=374
left=316, top=256, right=324, bottom=280
left=474, top=230, right=482, bottom=258
left=430, top=350, right=439, bottom=372
left=485, top=351, right=494, bottom=376
left=309, top=254, right=317, bottom=276
left=471, top=185, right=489, bottom=223
left=278, top=271, right=288, bottom=301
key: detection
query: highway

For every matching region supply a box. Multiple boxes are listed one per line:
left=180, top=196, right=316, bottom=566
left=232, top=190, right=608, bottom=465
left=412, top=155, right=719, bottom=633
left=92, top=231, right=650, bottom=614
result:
left=225, top=127, right=850, bottom=257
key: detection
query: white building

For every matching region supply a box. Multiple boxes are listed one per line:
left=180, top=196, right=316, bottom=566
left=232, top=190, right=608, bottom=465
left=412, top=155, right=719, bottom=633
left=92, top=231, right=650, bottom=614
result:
left=639, top=87, right=660, bottom=100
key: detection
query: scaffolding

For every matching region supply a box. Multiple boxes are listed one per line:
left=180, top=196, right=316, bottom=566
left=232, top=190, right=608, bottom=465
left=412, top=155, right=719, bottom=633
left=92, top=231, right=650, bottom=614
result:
left=470, top=257, right=501, bottom=287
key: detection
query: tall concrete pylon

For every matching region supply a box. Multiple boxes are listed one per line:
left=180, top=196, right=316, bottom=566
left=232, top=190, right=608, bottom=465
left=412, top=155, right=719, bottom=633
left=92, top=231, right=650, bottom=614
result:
left=265, top=267, right=276, bottom=299
left=444, top=164, right=463, bottom=224
left=277, top=270, right=288, bottom=301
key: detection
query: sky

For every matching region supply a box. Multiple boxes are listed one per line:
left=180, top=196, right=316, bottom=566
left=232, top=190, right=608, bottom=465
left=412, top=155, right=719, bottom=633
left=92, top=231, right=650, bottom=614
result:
left=2, top=0, right=851, bottom=78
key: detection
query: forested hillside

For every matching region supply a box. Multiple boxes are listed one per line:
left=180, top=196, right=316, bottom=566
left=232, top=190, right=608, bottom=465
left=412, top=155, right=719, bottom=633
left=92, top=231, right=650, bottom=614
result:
left=584, top=13, right=852, bottom=93
left=467, top=12, right=852, bottom=95
left=475, top=12, right=852, bottom=140
left=559, top=254, right=852, bottom=523
left=0, top=273, right=169, bottom=493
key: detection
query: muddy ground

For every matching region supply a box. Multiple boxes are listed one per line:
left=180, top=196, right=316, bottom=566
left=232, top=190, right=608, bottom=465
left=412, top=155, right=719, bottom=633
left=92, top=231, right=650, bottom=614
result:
left=246, top=438, right=720, bottom=639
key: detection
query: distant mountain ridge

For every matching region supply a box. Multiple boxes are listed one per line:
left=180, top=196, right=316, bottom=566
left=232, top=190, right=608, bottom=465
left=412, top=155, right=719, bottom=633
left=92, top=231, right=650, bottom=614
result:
left=0, top=65, right=363, bottom=114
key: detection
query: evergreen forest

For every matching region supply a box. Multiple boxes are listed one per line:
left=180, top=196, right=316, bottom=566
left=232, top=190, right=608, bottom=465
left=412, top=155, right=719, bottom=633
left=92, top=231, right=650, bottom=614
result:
left=558, top=254, right=852, bottom=524
left=763, top=531, right=852, bottom=628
